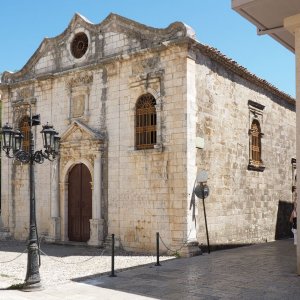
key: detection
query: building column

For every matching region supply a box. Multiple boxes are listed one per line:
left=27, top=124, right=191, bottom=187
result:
left=285, top=13, right=300, bottom=275
left=59, top=181, right=69, bottom=242
left=88, top=151, right=104, bottom=246
left=48, top=159, right=61, bottom=242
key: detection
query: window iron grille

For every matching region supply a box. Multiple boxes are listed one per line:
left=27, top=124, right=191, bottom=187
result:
left=135, top=93, right=157, bottom=150
left=251, top=120, right=261, bottom=165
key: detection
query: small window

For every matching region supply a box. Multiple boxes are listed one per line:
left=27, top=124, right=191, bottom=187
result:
left=248, top=119, right=265, bottom=171
left=135, top=93, right=157, bottom=150
left=251, top=120, right=261, bottom=164
left=19, top=116, right=30, bottom=153
left=248, top=100, right=265, bottom=172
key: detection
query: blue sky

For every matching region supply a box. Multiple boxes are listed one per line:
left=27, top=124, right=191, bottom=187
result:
left=0, top=0, right=295, bottom=97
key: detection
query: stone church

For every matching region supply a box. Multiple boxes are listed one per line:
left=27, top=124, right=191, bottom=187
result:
left=0, top=13, right=296, bottom=255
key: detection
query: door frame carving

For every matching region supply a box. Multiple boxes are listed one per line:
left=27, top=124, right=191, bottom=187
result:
left=55, top=120, right=105, bottom=245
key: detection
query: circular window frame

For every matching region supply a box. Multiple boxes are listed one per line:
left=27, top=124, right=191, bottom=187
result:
left=70, top=32, right=89, bottom=59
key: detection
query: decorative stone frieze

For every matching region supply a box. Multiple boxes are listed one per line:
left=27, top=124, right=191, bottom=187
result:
left=16, top=87, right=34, bottom=100
left=132, top=57, right=160, bottom=75
left=66, top=72, right=93, bottom=89
left=105, top=63, right=117, bottom=77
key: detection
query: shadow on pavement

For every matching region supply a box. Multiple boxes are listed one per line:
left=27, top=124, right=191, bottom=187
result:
left=70, top=239, right=300, bottom=300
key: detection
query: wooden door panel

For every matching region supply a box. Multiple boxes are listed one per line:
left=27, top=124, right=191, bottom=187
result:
left=81, top=164, right=92, bottom=242
left=81, top=216, right=90, bottom=242
left=68, top=164, right=81, bottom=241
left=69, top=216, right=81, bottom=241
left=68, top=163, right=92, bottom=242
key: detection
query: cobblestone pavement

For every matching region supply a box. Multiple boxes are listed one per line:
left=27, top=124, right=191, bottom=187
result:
left=0, top=240, right=172, bottom=289
left=1, top=239, right=300, bottom=299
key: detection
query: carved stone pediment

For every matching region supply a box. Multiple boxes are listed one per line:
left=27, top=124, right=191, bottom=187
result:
left=59, top=120, right=105, bottom=172
left=60, top=120, right=104, bottom=144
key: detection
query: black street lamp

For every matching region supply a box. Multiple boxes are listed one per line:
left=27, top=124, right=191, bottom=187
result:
left=1, top=115, right=60, bottom=290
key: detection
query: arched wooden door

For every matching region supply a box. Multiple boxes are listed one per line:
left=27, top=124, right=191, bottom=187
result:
left=68, top=163, right=92, bottom=242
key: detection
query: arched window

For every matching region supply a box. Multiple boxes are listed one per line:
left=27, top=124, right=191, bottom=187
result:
left=251, top=120, right=261, bottom=164
left=19, top=116, right=30, bottom=153
left=135, top=93, right=157, bottom=150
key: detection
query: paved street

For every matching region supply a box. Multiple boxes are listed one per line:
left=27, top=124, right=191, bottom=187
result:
left=0, top=239, right=300, bottom=299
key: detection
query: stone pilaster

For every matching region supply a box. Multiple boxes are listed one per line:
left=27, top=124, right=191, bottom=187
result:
left=88, top=151, right=104, bottom=246
left=59, top=182, right=69, bottom=242
left=88, top=219, right=104, bottom=246
left=48, top=159, right=61, bottom=242
left=47, top=217, right=61, bottom=242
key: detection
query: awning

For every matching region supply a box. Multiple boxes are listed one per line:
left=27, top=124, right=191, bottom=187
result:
left=232, top=0, right=300, bottom=52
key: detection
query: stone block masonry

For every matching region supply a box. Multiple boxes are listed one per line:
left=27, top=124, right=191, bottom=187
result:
left=0, top=13, right=296, bottom=255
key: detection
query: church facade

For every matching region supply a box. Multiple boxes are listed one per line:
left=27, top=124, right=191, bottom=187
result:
left=0, top=14, right=296, bottom=254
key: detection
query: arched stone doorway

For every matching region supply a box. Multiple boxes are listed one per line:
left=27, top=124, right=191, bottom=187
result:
left=51, top=120, right=105, bottom=246
left=68, top=163, right=92, bottom=242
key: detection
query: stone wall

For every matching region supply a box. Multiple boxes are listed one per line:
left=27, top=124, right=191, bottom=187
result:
left=0, top=37, right=192, bottom=253
left=105, top=45, right=191, bottom=252
left=194, top=51, right=296, bottom=247
left=0, top=13, right=296, bottom=254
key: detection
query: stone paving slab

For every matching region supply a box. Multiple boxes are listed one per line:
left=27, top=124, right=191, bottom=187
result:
left=1, top=239, right=300, bottom=299
left=0, top=282, right=156, bottom=300
left=82, top=239, right=300, bottom=299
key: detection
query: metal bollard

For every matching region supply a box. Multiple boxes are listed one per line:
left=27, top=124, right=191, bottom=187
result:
left=155, top=232, right=161, bottom=266
left=202, top=197, right=210, bottom=254
left=109, top=234, right=117, bottom=277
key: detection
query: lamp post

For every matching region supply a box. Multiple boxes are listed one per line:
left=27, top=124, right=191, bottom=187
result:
left=1, top=115, right=60, bottom=290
